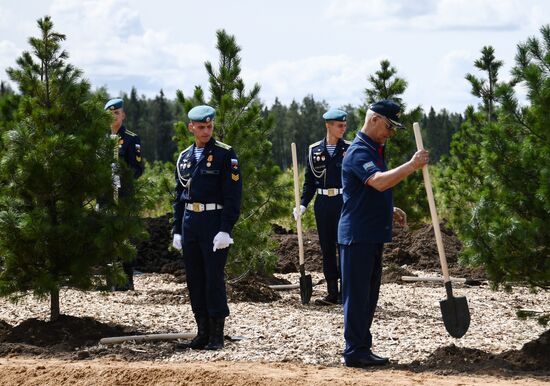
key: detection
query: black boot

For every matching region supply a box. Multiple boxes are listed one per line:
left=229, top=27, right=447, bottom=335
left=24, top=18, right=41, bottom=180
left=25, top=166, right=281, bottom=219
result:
left=176, top=315, right=209, bottom=350
left=204, top=317, right=225, bottom=350
left=315, top=279, right=338, bottom=305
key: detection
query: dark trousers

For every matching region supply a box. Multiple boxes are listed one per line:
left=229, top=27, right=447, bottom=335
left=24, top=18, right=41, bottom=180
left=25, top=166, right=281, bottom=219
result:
left=340, top=242, right=384, bottom=359
left=183, top=240, right=230, bottom=318
left=314, top=195, right=343, bottom=281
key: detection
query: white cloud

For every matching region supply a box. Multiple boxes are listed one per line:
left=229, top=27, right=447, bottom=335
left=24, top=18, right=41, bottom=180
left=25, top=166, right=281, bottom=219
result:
left=406, top=49, right=478, bottom=112
left=325, top=0, right=529, bottom=31
left=0, top=40, right=22, bottom=86
left=243, top=55, right=384, bottom=108
left=46, top=0, right=211, bottom=97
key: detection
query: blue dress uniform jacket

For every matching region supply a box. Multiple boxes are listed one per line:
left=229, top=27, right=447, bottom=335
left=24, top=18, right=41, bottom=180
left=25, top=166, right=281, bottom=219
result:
left=173, top=137, right=242, bottom=318
left=300, top=138, right=350, bottom=281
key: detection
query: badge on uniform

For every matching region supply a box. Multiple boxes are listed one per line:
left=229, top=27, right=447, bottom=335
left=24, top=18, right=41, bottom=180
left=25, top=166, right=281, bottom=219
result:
left=363, top=161, right=376, bottom=173
left=231, top=158, right=239, bottom=169
left=207, top=154, right=213, bottom=162
left=118, top=139, right=124, bottom=145
left=231, top=173, right=240, bottom=181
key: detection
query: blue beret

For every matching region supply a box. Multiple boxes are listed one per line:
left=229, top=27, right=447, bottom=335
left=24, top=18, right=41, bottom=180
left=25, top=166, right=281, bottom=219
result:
left=369, top=100, right=404, bottom=128
left=104, top=98, right=123, bottom=111
left=188, top=105, right=216, bottom=122
left=323, top=109, right=347, bottom=121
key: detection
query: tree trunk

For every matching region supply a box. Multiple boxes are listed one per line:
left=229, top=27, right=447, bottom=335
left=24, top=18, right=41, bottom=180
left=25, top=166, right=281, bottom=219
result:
left=50, top=288, right=60, bottom=321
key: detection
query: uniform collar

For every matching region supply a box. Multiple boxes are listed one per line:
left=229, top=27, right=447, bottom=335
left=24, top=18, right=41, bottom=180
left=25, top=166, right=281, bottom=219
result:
left=357, top=131, right=383, bottom=152
left=117, top=125, right=126, bottom=137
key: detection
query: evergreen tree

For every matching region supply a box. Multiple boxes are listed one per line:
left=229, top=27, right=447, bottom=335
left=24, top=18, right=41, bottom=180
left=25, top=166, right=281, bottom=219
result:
left=421, top=107, right=463, bottom=162
left=151, top=89, right=176, bottom=162
left=441, top=28, right=550, bottom=290
left=175, top=30, right=289, bottom=275
left=364, top=59, right=426, bottom=221
left=0, top=16, right=143, bottom=320
left=465, top=46, right=503, bottom=122
left=268, top=98, right=290, bottom=169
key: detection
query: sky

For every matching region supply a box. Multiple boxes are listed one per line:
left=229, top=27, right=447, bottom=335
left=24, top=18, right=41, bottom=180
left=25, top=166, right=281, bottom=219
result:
left=0, top=0, right=548, bottom=113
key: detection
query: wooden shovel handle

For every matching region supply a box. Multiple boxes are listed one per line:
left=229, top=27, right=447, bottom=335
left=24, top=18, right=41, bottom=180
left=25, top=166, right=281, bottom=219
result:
left=412, top=123, right=450, bottom=282
left=291, top=143, right=305, bottom=266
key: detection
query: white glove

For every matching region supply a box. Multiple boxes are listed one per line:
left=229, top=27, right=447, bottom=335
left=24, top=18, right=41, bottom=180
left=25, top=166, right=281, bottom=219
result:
left=172, top=234, right=182, bottom=251
left=213, top=231, right=234, bottom=252
left=293, top=205, right=306, bottom=221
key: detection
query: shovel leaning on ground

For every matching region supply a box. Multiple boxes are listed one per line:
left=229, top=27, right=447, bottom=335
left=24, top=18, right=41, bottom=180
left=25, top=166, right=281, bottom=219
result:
left=291, top=142, right=313, bottom=305
left=413, top=122, right=470, bottom=338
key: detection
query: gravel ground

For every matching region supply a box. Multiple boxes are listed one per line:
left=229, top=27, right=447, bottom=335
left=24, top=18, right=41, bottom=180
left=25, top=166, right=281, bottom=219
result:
left=0, top=272, right=548, bottom=368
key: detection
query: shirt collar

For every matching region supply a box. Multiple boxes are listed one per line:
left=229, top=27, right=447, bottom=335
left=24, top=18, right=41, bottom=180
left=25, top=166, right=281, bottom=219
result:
left=356, top=131, right=382, bottom=152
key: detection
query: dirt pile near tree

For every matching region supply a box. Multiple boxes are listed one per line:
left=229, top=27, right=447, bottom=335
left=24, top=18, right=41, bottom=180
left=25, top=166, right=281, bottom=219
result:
left=274, top=223, right=485, bottom=279
left=136, top=213, right=184, bottom=276
left=407, top=329, right=550, bottom=374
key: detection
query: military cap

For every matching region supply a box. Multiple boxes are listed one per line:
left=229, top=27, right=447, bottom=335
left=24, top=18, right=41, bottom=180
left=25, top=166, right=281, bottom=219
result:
left=369, top=99, right=404, bottom=129
left=188, top=105, right=216, bottom=122
left=104, top=98, right=124, bottom=111
left=322, top=109, right=347, bottom=121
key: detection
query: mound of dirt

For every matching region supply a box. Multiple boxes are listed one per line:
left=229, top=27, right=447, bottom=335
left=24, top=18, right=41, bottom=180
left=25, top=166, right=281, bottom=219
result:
left=273, top=230, right=323, bottom=273
left=385, top=223, right=485, bottom=278
left=273, top=222, right=484, bottom=279
left=136, top=213, right=184, bottom=276
left=0, top=315, right=137, bottom=350
left=227, top=276, right=282, bottom=303
left=407, top=329, right=550, bottom=374
left=381, top=265, right=414, bottom=284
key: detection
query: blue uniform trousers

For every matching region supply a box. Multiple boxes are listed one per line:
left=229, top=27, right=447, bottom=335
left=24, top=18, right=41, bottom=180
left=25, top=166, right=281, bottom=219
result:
left=182, top=211, right=230, bottom=318
left=314, top=195, right=343, bottom=281
left=340, top=242, right=384, bottom=360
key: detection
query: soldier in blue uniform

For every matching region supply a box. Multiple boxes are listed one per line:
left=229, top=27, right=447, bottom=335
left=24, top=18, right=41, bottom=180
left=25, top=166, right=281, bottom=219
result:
left=338, top=100, right=428, bottom=367
left=293, top=109, right=350, bottom=305
left=172, top=105, right=242, bottom=351
left=104, top=98, right=144, bottom=291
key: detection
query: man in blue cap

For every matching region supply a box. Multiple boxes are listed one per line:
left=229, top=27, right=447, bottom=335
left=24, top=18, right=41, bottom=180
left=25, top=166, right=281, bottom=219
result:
left=339, top=100, right=428, bottom=367
left=104, top=98, right=144, bottom=291
left=294, top=108, right=351, bottom=305
left=172, top=105, right=242, bottom=350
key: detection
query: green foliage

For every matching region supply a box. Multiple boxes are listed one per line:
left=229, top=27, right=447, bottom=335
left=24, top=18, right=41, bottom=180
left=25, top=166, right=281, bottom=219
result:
left=139, top=160, right=175, bottom=218
left=174, top=30, right=289, bottom=276
left=0, top=16, right=145, bottom=319
left=364, top=59, right=427, bottom=221
left=439, top=27, right=550, bottom=290
left=421, top=107, right=463, bottom=162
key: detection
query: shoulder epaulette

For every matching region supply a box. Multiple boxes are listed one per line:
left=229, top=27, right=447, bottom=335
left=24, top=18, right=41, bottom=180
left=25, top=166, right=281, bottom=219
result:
left=309, top=140, right=323, bottom=149
left=125, top=129, right=138, bottom=137
left=178, top=145, right=193, bottom=158
left=215, top=140, right=232, bottom=150
left=344, top=140, right=352, bottom=145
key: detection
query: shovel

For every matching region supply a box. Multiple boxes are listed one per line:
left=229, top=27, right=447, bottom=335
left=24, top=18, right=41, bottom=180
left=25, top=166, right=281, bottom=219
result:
left=413, top=123, right=470, bottom=338
left=291, top=142, right=313, bottom=304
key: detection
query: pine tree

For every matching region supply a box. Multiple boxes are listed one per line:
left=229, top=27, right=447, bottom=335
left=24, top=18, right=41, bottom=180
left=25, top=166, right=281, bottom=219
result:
left=152, top=89, right=176, bottom=162
left=441, top=27, right=550, bottom=290
left=0, top=16, right=143, bottom=320
left=465, top=46, right=503, bottom=122
left=175, top=30, right=289, bottom=275
left=364, top=59, right=426, bottom=221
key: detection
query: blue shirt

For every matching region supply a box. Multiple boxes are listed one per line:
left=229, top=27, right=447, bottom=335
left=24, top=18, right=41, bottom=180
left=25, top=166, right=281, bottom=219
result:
left=338, top=132, right=393, bottom=244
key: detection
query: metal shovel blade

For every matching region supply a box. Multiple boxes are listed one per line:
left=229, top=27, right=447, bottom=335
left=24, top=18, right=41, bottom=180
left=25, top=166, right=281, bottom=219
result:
left=299, top=274, right=313, bottom=305
left=440, top=282, right=470, bottom=338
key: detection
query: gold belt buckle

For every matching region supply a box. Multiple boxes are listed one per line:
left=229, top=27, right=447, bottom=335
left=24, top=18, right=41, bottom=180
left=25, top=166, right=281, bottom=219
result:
left=192, top=203, right=202, bottom=212
left=327, top=189, right=336, bottom=197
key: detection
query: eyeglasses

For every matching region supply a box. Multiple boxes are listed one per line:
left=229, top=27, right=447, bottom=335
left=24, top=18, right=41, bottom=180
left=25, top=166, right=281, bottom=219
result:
left=376, top=114, right=397, bottom=135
